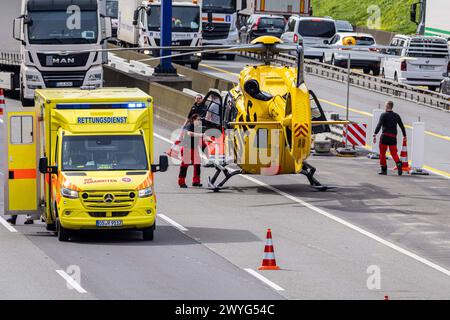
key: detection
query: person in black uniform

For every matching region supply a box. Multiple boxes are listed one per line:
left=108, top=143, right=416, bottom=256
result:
left=186, top=94, right=206, bottom=121
left=373, top=101, right=407, bottom=176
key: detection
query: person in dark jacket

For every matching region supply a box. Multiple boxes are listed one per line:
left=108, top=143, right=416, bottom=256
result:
left=373, top=101, right=407, bottom=176
left=186, top=94, right=206, bottom=121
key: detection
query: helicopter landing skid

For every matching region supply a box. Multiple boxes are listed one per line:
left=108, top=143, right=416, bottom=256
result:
left=207, top=164, right=242, bottom=192
left=300, top=161, right=335, bottom=192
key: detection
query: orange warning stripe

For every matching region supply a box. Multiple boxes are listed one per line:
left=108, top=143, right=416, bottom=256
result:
left=202, top=17, right=225, bottom=22
left=11, top=169, right=36, bottom=179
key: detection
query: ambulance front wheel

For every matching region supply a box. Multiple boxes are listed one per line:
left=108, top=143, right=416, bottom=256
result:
left=142, top=226, right=154, bottom=241
left=57, top=218, right=71, bottom=242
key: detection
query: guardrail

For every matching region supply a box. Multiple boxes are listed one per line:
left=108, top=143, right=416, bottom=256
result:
left=241, top=51, right=450, bottom=112
left=0, top=52, right=21, bottom=66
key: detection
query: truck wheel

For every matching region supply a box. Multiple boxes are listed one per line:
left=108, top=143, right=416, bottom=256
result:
left=363, top=68, right=371, bottom=74
left=57, top=218, right=71, bottom=242
left=142, top=227, right=154, bottom=241
left=372, top=68, right=380, bottom=76
left=226, top=55, right=236, bottom=61
left=191, top=62, right=199, bottom=70
left=428, top=86, right=439, bottom=92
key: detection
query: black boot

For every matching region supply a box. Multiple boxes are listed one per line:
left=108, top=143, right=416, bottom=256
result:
left=378, top=166, right=387, bottom=175
left=397, top=162, right=403, bottom=176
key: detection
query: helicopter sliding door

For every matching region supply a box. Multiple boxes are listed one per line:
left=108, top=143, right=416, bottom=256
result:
left=202, top=91, right=224, bottom=129
left=309, top=90, right=331, bottom=134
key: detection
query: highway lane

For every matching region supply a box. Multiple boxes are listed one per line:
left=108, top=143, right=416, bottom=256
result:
left=198, top=57, right=450, bottom=176
left=1, top=91, right=450, bottom=300
left=152, top=123, right=450, bottom=299
left=0, top=96, right=283, bottom=300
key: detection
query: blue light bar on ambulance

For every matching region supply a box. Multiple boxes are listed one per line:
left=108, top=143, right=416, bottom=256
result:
left=56, top=103, right=147, bottom=110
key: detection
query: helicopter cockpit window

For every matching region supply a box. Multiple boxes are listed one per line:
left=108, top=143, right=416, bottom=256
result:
left=224, top=95, right=237, bottom=124
left=204, top=94, right=222, bottom=126
left=311, top=99, right=322, bottom=119
left=309, top=90, right=331, bottom=134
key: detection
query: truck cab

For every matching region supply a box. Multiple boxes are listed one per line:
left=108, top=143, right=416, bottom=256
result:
left=118, top=0, right=202, bottom=69
left=11, top=0, right=112, bottom=106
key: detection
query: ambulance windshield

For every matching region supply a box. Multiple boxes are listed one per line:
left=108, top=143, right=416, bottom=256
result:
left=62, top=135, right=149, bottom=171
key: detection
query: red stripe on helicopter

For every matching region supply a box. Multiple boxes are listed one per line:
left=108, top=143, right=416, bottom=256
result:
left=294, top=124, right=309, bottom=138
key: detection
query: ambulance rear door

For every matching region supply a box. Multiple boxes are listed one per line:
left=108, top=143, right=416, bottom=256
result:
left=5, top=111, right=38, bottom=215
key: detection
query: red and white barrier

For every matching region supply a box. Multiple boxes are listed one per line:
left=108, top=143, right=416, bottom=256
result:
left=343, top=123, right=367, bottom=147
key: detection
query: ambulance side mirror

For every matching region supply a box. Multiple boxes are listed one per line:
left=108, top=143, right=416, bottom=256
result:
left=152, top=155, right=169, bottom=173
left=39, top=157, right=58, bottom=174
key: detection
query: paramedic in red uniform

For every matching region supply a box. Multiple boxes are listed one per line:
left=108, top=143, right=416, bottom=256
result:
left=178, top=114, right=212, bottom=188
left=373, top=101, right=407, bottom=176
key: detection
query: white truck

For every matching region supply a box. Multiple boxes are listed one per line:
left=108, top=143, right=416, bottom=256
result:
left=242, top=0, right=311, bottom=17
left=117, top=0, right=202, bottom=69
left=0, top=0, right=112, bottom=106
left=411, top=0, right=450, bottom=40
left=201, top=1, right=311, bottom=60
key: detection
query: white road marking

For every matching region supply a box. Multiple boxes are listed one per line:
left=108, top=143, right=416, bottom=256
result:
left=154, top=133, right=450, bottom=277
left=154, top=132, right=173, bottom=144
left=242, top=175, right=450, bottom=277
left=159, top=214, right=188, bottom=232
left=0, top=216, right=18, bottom=233
left=55, top=270, right=87, bottom=294
left=244, top=268, right=285, bottom=292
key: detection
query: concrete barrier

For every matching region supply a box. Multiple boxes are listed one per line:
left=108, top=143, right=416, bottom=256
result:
left=110, top=47, right=235, bottom=93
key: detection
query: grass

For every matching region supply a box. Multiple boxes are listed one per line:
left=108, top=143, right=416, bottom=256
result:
left=311, top=0, right=418, bottom=34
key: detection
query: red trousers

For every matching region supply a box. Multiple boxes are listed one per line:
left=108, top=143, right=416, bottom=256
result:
left=379, top=144, right=400, bottom=167
left=178, top=147, right=201, bottom=185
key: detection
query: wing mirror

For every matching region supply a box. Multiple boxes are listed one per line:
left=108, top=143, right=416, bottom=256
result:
left=152, top=155, right=169, bottom=173
left=102, top=16, right=112, bottom=40
left=323, top=40, right=329, bottom=45
left=13, top=17, right=24, bottom=43
left=443, top=72, right=449, bottom=78
left=39, top=157, right=58, bottom=175
left=240, top=26, right=247, bottom=33
left=133, top=9, right=139, bottom=26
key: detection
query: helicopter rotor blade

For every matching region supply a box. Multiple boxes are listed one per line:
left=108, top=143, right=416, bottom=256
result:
left=41, top=44, right=268, bottom=56
left=135, top=45, right=266, bottom=63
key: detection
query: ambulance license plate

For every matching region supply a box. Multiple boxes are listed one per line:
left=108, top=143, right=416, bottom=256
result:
left=96, top=220, right=123, bottom=228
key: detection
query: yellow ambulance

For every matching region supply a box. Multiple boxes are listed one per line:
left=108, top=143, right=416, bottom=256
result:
left=4, top=87, right=168, bottom=241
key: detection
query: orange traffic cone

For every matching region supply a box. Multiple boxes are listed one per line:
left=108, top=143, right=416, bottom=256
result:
left=392, top=138, right=411, bottom=173
left=258, top=229, right=280, bottom=270
left=0, top=88, right=5, bottom=116
left=399, top=138, right=411, bottom=173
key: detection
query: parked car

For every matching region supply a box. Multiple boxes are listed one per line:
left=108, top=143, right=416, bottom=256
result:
left=381, top=35, right=450, bottom=91
left=336, top=20, right=354, bottom=32
left=240, top=14, right=286, bottom=44
left=281, top=16, right=337, bottom=62
left=441, top=72, right=450, bottom=95
left=324, top=32, right=381, bottom=75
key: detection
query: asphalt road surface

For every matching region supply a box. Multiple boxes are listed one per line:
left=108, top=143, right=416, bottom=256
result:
left=1, top=73, right=450, bottom=299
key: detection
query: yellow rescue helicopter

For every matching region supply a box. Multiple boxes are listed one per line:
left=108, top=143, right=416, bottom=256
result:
left=46, top=36, right=351, bottom=191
